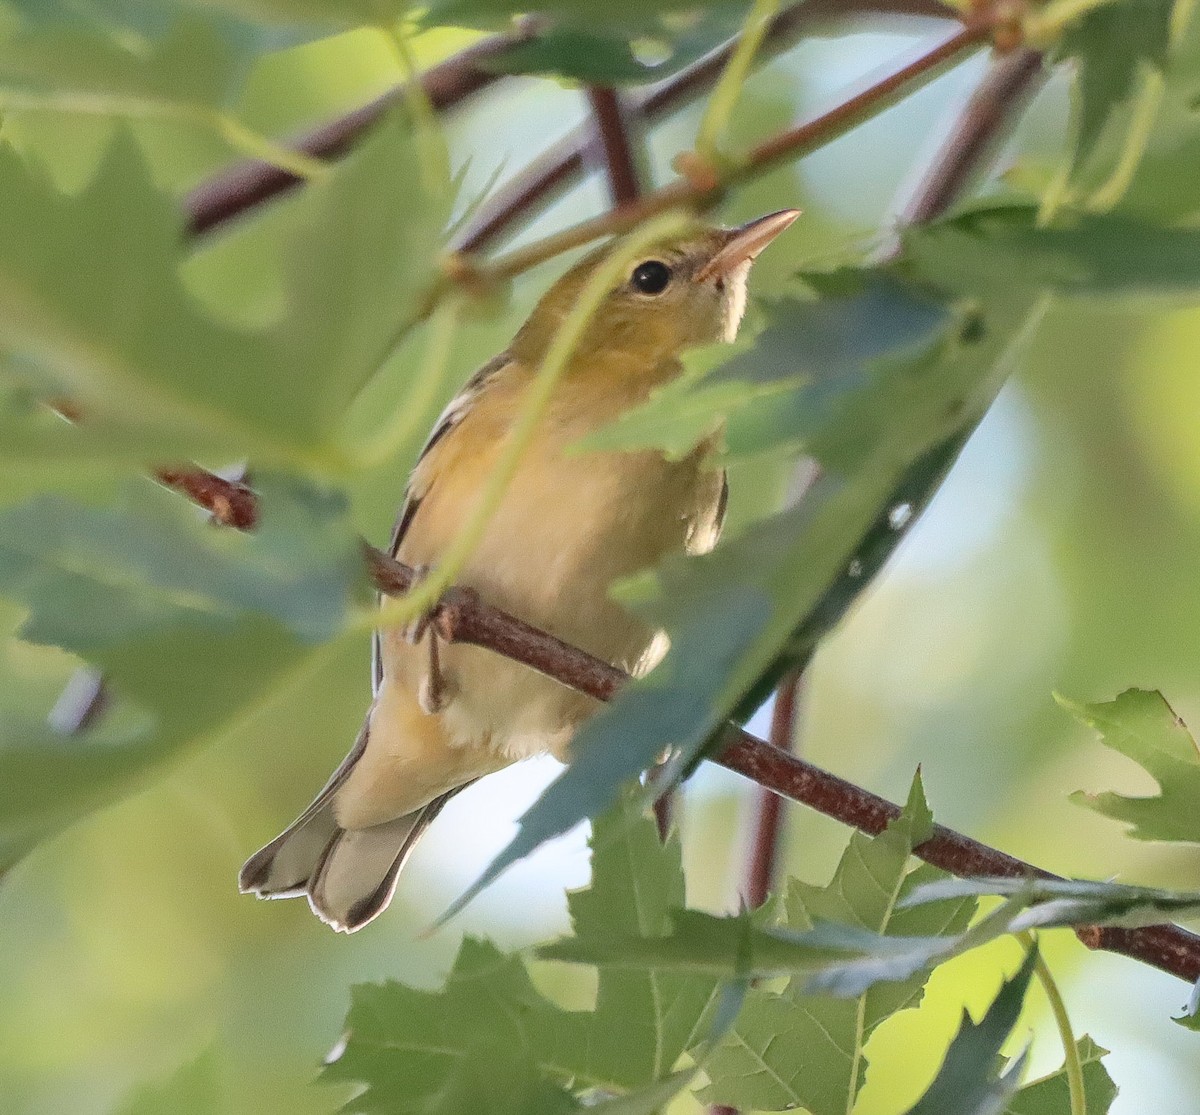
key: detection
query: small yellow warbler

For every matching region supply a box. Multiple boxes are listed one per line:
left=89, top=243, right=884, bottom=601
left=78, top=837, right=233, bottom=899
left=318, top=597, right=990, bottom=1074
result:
left=240, top=209, right=799, bottom=931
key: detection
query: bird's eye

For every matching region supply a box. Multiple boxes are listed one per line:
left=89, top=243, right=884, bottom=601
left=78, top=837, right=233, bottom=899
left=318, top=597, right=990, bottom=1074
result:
left=631, top=260, right=672, bottom=295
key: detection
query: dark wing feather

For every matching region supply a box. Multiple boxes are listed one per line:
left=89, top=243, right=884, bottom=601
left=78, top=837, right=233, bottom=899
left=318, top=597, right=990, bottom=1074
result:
left=372, top=352, right=512, bottom=692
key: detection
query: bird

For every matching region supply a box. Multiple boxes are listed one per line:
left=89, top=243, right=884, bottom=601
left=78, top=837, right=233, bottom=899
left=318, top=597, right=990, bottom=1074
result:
left=239, top=209, right=799, bottom=931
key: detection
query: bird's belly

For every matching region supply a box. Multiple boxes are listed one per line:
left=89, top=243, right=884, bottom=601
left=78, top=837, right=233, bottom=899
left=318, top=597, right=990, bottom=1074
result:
left=387, top=438, right=718, bottom=761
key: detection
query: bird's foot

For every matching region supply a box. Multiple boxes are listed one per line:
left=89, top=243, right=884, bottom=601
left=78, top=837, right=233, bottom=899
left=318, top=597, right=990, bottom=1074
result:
left=402, top=565, right=456, bottom=715
left=417, top=627, right=455, bottom=715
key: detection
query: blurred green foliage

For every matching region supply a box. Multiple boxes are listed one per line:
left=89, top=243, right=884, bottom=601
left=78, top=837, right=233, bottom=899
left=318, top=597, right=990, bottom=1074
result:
left=2, top=0, right=1200, bottom=1113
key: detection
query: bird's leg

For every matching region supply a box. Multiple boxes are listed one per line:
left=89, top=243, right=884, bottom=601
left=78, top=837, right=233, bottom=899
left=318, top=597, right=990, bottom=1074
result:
left=403, top=566, right=455, bottom=715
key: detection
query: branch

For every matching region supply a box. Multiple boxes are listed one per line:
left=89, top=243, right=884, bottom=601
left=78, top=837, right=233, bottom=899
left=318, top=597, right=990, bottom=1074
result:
left=472, top=21, right=988, bottom=282
left=154, top=468, right=258, bottom=530
left=743, top=670, right=805, bottom=909
left=581, top=82, right=677, bottom=835
left=901, top=46, right=1046, bottom=223
left=84, top=457, right=1200, bottom=986
left=362, top=542, right=1200, bottom=985
left=183, top=28, right=531, bottom=236
left=185, top=0, right=948, bottom=243
left=586, top=87, right=643, bottom=207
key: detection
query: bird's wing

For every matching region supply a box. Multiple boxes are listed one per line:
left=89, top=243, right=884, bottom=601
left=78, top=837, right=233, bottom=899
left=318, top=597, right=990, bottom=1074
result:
left=372, top=351, right=512, bottom=692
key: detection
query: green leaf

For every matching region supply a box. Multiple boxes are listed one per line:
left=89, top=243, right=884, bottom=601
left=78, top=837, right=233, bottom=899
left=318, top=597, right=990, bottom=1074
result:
left=584, top=274, right=948, bottom=463
left=541, top=873, right=1200, bottom=991
left=325, top=802, right=722, bottom=1111
left=900, top=876, right=1200, bottom=930
left=484, top=7, right=746, bottom=85
left=0, top=473, right=362, bottom=870
left=324, top=937, right=580, bottom=1114
left=548, top=798, right=722, bottom=1087
left=0, top=111, right=451, bottom=466
left=113, top=1047, right=225, bottom=1115
left=1004, top=1036, right=1117, bottom=1115
left=904, top=203, right=1200, bottom=301
left=184, top=0, right=408, bottom=28
left=902, top=947, right=1037, bottom=1115
left=539, top=907, right=875, bottom=978
left=698, top=775, right=976, bottom=1115
left=1054, top=0, right=1174, bottom=185
left=584, top=1068, right=699, bottom=1114
left=0, top=16, right=245, bottom=111
left=0, top=474, right=360, bottom=648
left=1060, top=688, right=1200, bottom=842
left=1174, top=978, right=1200, bottom=1032
left=423, top=0, right=748, bottom=33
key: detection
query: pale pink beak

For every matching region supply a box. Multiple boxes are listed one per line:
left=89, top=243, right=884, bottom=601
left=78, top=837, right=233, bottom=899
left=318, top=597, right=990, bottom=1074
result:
left=696, top=208, right=801, bottom=282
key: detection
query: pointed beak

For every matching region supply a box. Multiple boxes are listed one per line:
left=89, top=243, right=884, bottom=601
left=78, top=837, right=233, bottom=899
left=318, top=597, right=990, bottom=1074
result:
left=696, top=208, right=800, bottom=282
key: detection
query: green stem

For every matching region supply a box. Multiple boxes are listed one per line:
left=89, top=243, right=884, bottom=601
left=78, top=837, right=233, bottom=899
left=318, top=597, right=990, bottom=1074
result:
left=1018, top=932, right=1087, bottom=1115
left=1086, top=66, right=1165, bottom=212
left=376, top=18, right=447, bottom=195
left=1170, top=0, right=1197, bottom=46
left=0, top=91, right=329, bottom=180
left=694, top=0, right=781, bottom=162
left=374, top=210, right=692, bottom=630
left=207, top=111, right=330, bottom=181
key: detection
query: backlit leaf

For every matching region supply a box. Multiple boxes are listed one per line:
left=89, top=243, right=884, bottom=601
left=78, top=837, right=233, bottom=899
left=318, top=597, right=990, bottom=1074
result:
left=1004, top=1037, right=1116, bottom=1115
left=325, top=802, right=722, bottom=1111
left=1061, top=688, right=1200, bottom=842
left=902, top=947, right=1037, bottom=1115
left=0, top=112, right=451, bottom=466
left=0, top=472, right=362, bottom=870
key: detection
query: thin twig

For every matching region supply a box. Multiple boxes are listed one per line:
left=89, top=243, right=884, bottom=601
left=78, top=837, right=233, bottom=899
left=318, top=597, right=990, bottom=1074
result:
left=901, top=46, right=1046, bottom=223
left=364, top=542, right=1200, bottom=984
left=586, top=87, right=643, bottom=207
left=744, top=670, right=805, bottom=908
left=581, top=82, right=673, bottom=835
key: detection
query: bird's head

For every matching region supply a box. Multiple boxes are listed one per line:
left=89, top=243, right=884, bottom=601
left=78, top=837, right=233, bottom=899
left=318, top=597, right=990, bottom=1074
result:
left=511, top=209, right=799, bottom=371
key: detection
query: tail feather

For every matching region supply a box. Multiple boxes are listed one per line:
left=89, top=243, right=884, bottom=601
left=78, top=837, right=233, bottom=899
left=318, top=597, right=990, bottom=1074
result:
left=239, top=805, right=339, bottom=898
left=240, top=787, right=468, bottom=932
left=308, top=810, right=430, bottom=932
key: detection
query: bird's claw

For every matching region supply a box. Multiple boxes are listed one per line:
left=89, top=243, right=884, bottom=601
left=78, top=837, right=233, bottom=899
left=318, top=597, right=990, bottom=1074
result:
left=417, top=627, right=455, bottom=714
left=401, top=565, right=455, bottom=715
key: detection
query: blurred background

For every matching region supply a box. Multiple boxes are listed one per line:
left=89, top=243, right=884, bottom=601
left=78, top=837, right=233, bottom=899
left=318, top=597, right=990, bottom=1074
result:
left=1, top=7, right=1199, bottom=1113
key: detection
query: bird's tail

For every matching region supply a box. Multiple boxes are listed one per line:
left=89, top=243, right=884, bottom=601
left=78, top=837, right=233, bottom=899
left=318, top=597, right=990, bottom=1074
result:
left=239, top=792, right=458, bottom=933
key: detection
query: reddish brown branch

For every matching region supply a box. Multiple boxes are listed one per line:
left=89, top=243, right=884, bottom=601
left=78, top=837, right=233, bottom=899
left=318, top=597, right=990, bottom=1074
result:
left=367, top=541, right=1200, bottom=983
left=459, top=0, right=954, bottom=256
left=154, top=468, right=258, bottom=530
left=741, top=22, right=989, bottom=175
left=587, top=87, right=643, bottom=207
left=901, top=46, right=1045, bottom=223
left=743, top=671, right=805, bottom=909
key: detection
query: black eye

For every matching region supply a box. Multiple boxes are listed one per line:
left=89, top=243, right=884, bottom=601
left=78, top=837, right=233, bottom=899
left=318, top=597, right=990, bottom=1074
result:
left=631, top=260, right=672, bottom=295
